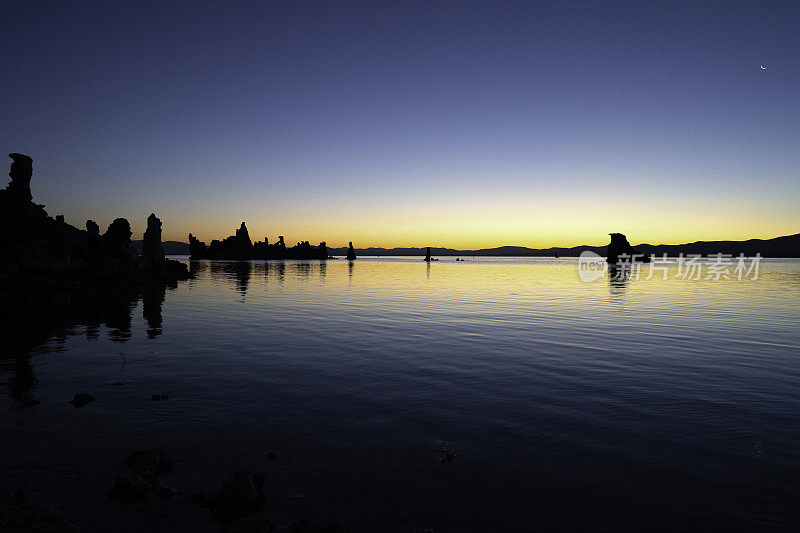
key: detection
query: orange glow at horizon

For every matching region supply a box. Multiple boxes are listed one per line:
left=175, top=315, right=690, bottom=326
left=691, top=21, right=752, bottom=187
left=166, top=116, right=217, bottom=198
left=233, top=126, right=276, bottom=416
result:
left=154, top=201, right=799, bottom=250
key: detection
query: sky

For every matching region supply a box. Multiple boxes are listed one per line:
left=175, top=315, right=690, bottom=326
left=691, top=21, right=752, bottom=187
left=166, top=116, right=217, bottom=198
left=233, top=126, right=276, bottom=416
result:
left=2, top=1, right=798, bottom=248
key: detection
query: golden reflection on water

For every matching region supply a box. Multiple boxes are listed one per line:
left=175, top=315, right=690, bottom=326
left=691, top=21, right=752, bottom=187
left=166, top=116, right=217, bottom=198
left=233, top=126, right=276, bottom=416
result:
left=185, top=258, right=800, bottom=316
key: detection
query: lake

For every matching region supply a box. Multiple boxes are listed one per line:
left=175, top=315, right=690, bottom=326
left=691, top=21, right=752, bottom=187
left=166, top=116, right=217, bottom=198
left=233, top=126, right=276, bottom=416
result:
left=2, top=257, right=799, bottom=531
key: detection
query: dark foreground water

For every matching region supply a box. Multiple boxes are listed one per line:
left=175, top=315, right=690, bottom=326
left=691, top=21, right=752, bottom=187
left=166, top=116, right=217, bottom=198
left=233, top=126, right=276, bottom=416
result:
left=2, top=258, right=800, bottom=531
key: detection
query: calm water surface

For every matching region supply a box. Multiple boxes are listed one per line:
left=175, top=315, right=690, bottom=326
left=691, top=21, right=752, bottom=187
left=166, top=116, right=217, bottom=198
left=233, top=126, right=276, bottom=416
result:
left=2, top=258, right=800, bottom=531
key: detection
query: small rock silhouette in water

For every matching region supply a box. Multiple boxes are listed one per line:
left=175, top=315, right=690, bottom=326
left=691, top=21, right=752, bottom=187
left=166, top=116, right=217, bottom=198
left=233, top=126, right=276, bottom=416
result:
left=71, top=393, right=95, bottom=408
left=606, top=232, right=650, bottom=263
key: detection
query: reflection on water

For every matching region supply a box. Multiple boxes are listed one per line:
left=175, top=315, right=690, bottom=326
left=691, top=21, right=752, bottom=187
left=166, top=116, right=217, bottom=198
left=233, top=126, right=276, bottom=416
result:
left=142, top=285, right=166, bottom=339
left=607, top=265, right=631, bottom=301
left=0, top=284, right=170, bottom=408
left=2, top=258, right=800, bottom=530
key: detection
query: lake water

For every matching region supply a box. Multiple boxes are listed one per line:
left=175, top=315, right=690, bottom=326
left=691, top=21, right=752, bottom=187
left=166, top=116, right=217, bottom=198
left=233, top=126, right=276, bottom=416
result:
left=2, top=257, right=800, bottom=531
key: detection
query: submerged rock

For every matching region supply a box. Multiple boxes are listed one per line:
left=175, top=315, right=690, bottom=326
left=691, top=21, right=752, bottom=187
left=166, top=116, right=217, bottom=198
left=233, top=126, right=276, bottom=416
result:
left=225, top=515, right=279, bottom=532
left=289, top=519, right=350, bottom=532
left=71, top=393, right=95, bottom=408
left=210, top=470, right=268, bottom=524
left=111, top=447, right=174, bottom=503
left=438, top=441, right=456, bottom=463
left=0, top=488, right=80, bottom=532
left=124, top=448, right=173, bottom=480
left=153, top=484, right=180, bottom=500
left=109, top=474, right=152, bottom=504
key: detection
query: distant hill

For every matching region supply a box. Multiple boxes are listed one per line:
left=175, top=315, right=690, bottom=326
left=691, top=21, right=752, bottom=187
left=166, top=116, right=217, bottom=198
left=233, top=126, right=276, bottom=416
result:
left=323, top=245, right=609, bottom=257
left=155, top=233, right=800, bottom=258
left=326, top=233, right=800, bottom=258
left=635, top=234, right=800, bottom=258
left=131, top=240, right=189, bottom=255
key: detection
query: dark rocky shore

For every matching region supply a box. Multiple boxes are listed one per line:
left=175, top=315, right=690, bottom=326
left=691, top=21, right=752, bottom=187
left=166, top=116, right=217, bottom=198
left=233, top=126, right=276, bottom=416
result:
left=0, top=153, right=351, bottom=532
left=0, top=153, right=190, bottom=288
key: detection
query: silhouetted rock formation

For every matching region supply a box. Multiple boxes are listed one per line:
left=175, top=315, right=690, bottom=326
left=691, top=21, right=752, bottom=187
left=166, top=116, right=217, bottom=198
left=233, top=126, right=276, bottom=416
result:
left=606, top=233, right=650, bottom=263
left=207, top=221, right=253, bottom=261
left=188, top=233, right=207, bottom=258
left=424, top=247, right=431, bottom=262
left=0, top=153, right=190, bottom=286
left=86, top=219, right=99, bottom=236
left=189, top=224, right=330, bottom=260
left=347, top=242, right=357, bottom=261
left=7, top=152, right=33, bottom=202
left=140, top=213, right=186, bottom=283
left=143, top=213, right=166, bottom=267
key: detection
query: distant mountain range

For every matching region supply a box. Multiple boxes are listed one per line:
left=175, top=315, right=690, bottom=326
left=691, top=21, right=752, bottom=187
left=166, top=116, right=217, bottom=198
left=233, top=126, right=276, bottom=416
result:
left=136, top=233, right=800, bottom=258
left=325, top=233, right=800, bottom=258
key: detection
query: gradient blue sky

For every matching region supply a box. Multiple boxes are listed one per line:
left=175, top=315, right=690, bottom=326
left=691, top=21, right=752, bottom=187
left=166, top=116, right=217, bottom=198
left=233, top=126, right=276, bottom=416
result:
left=2, top=1, right=798, bottom=247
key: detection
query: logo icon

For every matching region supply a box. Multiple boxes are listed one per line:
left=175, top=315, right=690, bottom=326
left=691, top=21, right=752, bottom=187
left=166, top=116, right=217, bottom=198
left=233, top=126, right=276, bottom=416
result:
left=578, top=251, right=606, bottom=282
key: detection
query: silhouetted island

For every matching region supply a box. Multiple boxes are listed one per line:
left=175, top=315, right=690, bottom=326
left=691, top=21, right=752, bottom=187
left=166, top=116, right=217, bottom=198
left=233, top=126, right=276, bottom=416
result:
left=606, top=233, right=651, bottom=263
left=188, top=223, right=333, bottom=260
left=0, top=153, right=190, bottom=287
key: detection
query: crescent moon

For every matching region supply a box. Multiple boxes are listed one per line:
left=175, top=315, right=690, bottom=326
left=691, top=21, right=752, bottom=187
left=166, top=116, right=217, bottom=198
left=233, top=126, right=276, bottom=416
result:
left=760, top=65, right=767, bottom=70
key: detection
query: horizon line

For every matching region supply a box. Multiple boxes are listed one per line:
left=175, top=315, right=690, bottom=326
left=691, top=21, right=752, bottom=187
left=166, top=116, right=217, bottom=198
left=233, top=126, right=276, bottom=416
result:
left=151, top=230, right=800, bottom=250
